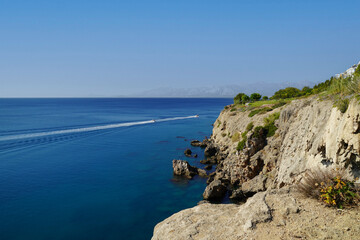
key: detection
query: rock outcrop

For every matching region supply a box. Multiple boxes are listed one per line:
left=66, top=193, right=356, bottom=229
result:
left=153, top=187, right=360, bottom=240
left=172, top=160, right=207, bottom=179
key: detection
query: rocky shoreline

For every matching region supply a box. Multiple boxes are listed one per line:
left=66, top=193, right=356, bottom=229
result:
left=153, top=96, right=360, bottom=239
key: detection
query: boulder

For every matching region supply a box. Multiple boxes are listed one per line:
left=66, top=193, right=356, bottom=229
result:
left=203, top=180, right=227, bottom=201
left=172, top=160, right=207, bottom=179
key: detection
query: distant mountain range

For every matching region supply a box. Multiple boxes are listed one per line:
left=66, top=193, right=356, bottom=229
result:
left=130, top=81, right=316, bottom=98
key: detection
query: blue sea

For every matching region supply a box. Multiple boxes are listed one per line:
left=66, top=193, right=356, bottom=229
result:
left=0, top=98, right=231, bottom=240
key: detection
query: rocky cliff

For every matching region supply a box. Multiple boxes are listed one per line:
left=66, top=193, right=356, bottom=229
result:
left=153, top=96, right=360, bottom=240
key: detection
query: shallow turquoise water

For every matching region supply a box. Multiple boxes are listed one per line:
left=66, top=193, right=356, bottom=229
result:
left=0, top=98, right=231, bottom=240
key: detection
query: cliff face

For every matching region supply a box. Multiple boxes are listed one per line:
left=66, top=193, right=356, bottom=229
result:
left=153, top=96, right=360, bottom=239
left=210, top=97, right=360, bottom=190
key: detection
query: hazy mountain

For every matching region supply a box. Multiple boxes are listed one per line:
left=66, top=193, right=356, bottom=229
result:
left=130, top=81, right=316, bottom=98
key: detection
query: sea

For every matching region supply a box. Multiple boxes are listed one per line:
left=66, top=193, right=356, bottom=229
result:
left=0, top=98, right=232, bottom=240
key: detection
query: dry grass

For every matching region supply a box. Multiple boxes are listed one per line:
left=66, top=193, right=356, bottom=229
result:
left=296, top=168, right=349, bottom=199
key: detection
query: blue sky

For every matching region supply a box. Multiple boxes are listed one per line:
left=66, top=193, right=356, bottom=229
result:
left=1, top=0, right=360, bottom=97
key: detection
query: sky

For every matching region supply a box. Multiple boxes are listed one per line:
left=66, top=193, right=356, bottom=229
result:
left=1, top=0, right=360, bottom=97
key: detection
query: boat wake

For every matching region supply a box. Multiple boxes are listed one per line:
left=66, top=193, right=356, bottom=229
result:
left=0, top=115, right=199, bottom=142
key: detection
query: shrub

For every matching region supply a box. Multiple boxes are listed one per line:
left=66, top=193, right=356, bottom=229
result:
left=234, top=93, right=246, bottom=104
left=246, top=122, right=254, bottom=132
left=263, top=112, right=280, bottom=137
left=230, top=108, right=237, bottom=112
left=263, top=112, right=280, bottom=125
left=250, top=93, right=262, bottom=101
left=272, top=101, right=287, bottom=109
left=320, top=176, right=359, bottom=208
left=236, top=136, right=247, bottom=151
left=335, top=98, right=349, bottom=113
left=264, top=122, right=277, bottom=137
left=297, top=169, right=359, bottom=209
left=271, top=87, right=301, bottom=99
left=242, top=94, right=250, bottom=103
left=263, top=96, right=269, bottom=100
left=248, top=107, right=272, bottom=117
left=252, top=126, right=264, bottom=139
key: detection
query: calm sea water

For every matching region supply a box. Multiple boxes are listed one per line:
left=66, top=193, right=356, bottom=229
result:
left=0, top=98, right=231, bottom=240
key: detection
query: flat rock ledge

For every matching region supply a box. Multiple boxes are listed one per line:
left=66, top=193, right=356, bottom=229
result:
left=152, top=189, right=360, bottom=240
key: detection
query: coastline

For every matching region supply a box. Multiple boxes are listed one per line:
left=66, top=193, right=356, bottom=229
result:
left=152, top=96, right=360, bottom=239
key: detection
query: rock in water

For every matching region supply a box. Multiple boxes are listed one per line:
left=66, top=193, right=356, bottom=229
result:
left=172, top=160, right=207, bottom=179
left=202, top=180, right=227, bottom=201
left=190, top=140, right=201, bottom=147
left=184, top=148, right=192, bottom=157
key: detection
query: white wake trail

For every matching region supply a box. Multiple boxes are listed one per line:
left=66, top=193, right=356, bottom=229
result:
left=0, top=115, right=198, bottom=142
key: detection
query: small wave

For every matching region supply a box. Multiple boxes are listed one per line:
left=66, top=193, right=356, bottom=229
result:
left=0, top=115, right=198, bottom=142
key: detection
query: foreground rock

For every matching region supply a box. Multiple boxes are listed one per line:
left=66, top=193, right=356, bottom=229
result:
left=172, top=160, right=207, bottom=179
left=152, top=188, right=360, bottom=240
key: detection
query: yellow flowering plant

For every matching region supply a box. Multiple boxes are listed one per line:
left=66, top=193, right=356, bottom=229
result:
left=319, top=176, right=359, bottom=209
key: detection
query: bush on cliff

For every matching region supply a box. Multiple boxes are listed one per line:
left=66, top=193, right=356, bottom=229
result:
left=236, top=135, right=247, bottom=151
left=297, top=169, right=360, bottom=209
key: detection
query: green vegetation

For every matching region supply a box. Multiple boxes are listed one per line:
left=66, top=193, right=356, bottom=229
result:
left=233, top=92, right=265, bottom=105
left=233, top=93, right=247, bottom=104
left=264, top=112, right=280, bottom=125
left=236, top=135, right=247, bottom=151
left=334, top=98, right=350, bottom=113
left=250, top=93, right=262, bottom=101
left=248, top=107, right=272, bottom=117
left=263, top=112, right=280, bottom=137
left=320, top=176, right=359, bottom=209
left=246, top=122, right=254, bottom=132
left=233, top=63, right=360, bottom=114
left=297, top=170, right=359, bottom=209
left=251, top=112, right=280, bottom=138
left=242, top=94, right=250, bottom=103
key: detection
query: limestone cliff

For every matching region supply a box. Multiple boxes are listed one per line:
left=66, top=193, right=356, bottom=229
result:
left=210, top=96, right=360, bottom=191
left=153, top=96, right=360, bottom=240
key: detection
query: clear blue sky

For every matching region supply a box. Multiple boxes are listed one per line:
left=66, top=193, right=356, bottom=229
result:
left=1, top=0, right=360, bottom=97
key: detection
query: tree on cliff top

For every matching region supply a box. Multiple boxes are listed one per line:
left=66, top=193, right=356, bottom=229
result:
left=250, top=93, right=262, bottom=101
left=234, top=93, right=245, bottom=104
